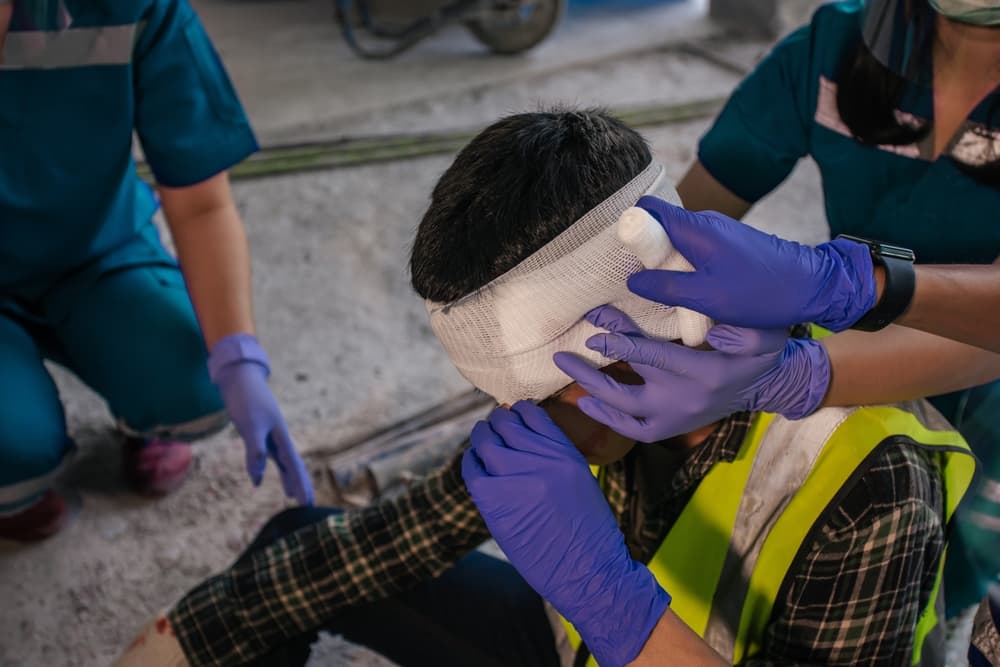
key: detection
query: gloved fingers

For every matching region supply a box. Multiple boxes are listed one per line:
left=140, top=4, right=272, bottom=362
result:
left=635, top=195, right=717, bottom=267
left=461, top=445, right=489, bottom=486
left=486, top=405, right=579, bottom=461
left=552, top=352, right=643, bottom=411
left=470, top=418, right=501, bottom=450
left=626, top=269, right=705, bottom=311
left=485, top=406, right=542, bottom=455
left=585, top=332, right=699, bottom=376
left=266, top=434, right=287, bottom=474
left=584, top=305, right=643, bottom=336
left=474, top=433, right=553, bottom=476
left=509, top=400, right=578, bottom=450
left=471, top=418, right=546, bottom=474
left=706, top=325, right=788, bottom=356
left=576, top=397, right=657, bottom=443
left=268, top=428, right=315, bottom=506
left=244, top=438, right=267, bottom=487
left=470, top=418, right=507, bottom=474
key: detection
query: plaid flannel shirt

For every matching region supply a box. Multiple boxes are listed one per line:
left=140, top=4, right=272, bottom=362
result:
left=170, top=412, right=946, bottom=666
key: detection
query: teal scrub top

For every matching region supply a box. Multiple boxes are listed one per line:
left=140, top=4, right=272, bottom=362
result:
left=0, top=0, right=258, bottom=298
left=698, top=1, right=1000, bottom=266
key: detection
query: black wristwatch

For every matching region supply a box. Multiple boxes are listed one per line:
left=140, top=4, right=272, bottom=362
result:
left=836, top=235, right=916, bottom=332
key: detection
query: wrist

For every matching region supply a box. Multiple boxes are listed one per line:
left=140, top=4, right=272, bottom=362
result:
left=754, top=338, right=830, bottom=420
left=813, top=239, right=878, bottom=331
left=576, top=558, right=672, bottom=667
left=207, top=333, right=270, bottom=382
left=834, top=236, right=916, bottom=332
left=873, top=264, right=886, bottom=303
left=784, top=338, right=831, bottom=419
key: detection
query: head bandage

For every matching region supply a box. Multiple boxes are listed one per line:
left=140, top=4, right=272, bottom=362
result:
left=427, top=161, right=713, bottom=405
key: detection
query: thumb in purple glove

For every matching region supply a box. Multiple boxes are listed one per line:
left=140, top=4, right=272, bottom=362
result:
left=626, top=196, right=876, bottom=332
left=463, top=401, right=670, bottom=667
left=553, top=305, right=830, bottom=443
left=208, top=334, right=314, bottom=506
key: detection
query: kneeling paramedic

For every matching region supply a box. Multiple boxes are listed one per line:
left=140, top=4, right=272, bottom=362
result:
left=0, top=0, right=313, bottom=542
left=117, top=109, right=974, bottom=667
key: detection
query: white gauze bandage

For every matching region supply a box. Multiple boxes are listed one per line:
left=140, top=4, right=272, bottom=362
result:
left=427, top=160, right=713, bottom=405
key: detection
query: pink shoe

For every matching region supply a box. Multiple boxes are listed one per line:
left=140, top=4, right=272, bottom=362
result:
left=123, top=438, right=193, bottom=497
left=0, top=490, right=67, bottom=542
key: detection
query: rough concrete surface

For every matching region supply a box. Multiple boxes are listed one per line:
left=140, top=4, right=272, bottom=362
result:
left=710, top=0, right=826, bottom=37
left=0, top=2, right=841, bottom=666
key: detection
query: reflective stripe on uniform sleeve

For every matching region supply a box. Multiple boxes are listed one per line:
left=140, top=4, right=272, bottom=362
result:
left=1, top=23, right=139, bottom=69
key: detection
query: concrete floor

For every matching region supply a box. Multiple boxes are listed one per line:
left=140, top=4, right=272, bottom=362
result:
left=0, top=2, right=842, bottom=666
left=197, top=0, right=714, bottom=142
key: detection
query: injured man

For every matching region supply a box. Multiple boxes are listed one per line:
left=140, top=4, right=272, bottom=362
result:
left=119, top=109, right=974, bottom=667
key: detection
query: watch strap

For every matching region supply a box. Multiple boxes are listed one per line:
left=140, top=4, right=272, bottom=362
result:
left=851, top=254, right=915, bottom=331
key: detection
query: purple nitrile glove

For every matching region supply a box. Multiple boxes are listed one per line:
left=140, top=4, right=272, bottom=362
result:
left=626, top=196, right=877, bottom=332
left=553, top=306, right=830, bottom=443
left=463, top=401, right=670, bottom=667
left=208, top=333, right=314, bottom=506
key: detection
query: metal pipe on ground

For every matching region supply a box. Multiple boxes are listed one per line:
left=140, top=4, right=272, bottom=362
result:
left=314, top=390, right=494, bottom=506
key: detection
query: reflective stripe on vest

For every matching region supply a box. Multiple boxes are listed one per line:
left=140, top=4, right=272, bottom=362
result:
left=1, top=24, right=140, bottom=69
left=563, top=402, right=975, bottom=666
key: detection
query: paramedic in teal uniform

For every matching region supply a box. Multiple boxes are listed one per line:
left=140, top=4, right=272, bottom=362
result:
left=674, top=0, right=1000, bottom=615
left=0, top=0, right=313, bottom=542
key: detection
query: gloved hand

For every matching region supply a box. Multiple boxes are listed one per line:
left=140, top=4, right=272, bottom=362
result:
left=208, top=333, right=314, bottom=506
left=463, top=401, right=670, bottom=667
left=553, top=306, right=830, bottom=443
left=627, top=196, right=877, bottom=332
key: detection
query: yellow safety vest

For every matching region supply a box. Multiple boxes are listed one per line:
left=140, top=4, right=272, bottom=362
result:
left=563, top=402, right=975, bottom=666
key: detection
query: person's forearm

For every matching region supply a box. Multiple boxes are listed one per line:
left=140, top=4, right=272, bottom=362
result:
left=896, top=264, right=1000, bottom=353
left=822, top=261, right=1000, bottom=408
left=822, top=325, right=1000, bottom=408
left=627, top=608, right=729, bottom=667
left=676, top=161, right=752, bottom=219
left=159, top=173, right=255, bottom=350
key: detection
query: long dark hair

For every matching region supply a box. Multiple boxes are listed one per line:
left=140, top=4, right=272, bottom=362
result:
left=836, top=2, right=1000, bottom=187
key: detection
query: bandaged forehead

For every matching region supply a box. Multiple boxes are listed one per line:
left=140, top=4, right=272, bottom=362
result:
left=427, top=161, right=712, bottom=405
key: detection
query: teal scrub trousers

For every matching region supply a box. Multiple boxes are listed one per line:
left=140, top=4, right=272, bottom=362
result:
left=0, top=256, right=225, bottom=514
left=0, top=0, right=256, bottom=515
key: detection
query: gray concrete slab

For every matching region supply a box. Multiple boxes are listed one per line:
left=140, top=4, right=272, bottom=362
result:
left=711, top=0, right=825, bottom=37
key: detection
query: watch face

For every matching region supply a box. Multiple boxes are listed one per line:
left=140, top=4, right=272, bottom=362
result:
left=876, top=243, right=916, bottom=262
left=835, top=234, right=915, bottom=263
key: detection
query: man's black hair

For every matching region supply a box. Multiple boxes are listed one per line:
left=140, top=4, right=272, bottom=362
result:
left=410, top=108, right=652, bottom=303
